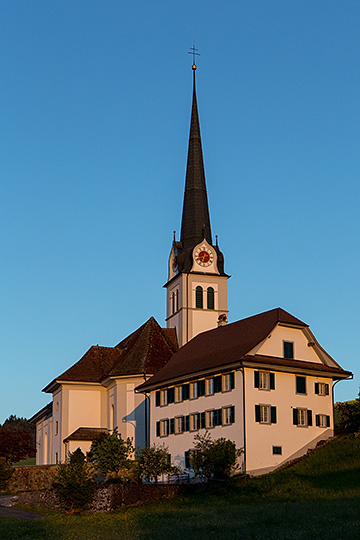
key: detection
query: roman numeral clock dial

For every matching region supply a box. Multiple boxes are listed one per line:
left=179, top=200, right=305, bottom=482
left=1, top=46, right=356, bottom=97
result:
left=194, top=246, right=213, bottom=267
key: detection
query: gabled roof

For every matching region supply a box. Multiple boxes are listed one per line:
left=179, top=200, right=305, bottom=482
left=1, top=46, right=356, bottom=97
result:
left=136, top=308, right=349, bottom=391
left=42, top=317, right=178, bottom=393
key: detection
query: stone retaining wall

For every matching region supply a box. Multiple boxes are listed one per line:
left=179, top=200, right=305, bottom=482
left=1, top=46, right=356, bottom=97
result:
left=16, top=483, right=191, bottom=512
left=8, top=465, right=57, bottom=492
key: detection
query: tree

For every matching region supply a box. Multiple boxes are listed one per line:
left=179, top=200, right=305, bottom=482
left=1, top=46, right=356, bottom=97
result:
left=335, top=393, right=360, bottom=433
left=0, top=428, right=35, bottom=465
left=53, top=450, right=96, bottom=513
left=190, top=431, right=242, bottom=481
left=135, top=443, right=176, bottom=484
left=89, top=428, right=134, bottom=476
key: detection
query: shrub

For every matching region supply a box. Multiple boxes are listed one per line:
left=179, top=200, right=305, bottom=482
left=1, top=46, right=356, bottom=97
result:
left=69, top=447, right=86, bottom=464
left=53, top=451, right=96, bottom=512
left=90, top=428, right=134, bottom=476
left=190, top=431, right=242, bottom=481
left=0, top=459, right=13, bottom=491
left=135, top=443, right=177, bottom=483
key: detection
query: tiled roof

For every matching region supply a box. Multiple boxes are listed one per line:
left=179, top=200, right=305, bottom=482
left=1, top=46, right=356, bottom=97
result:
left=136, top=308, right=314, bottom=390
left=63, top=427, right=108, bottom=443
left=43, top=317, right=178, bottom=392
left=243, top=354, right=352, bottom=378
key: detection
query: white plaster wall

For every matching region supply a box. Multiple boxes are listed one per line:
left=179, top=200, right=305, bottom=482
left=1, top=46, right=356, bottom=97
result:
left=244, top=367, right=334, bottom=474
left=253, top=325, right=322, bottom=363
left=113, top=377, right=147, bottom=450
left=36, top=416, right=53, bottom=465
left=150, top=370, right=244, bottom=470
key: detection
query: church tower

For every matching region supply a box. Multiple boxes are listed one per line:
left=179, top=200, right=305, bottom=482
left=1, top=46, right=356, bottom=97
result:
left=165, top=57, right=229, bottom=347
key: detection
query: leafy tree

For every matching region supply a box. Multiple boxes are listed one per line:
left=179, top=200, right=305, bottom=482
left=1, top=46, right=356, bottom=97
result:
left=90, top=428, right=134, bottom=476
left=135, top=443, right=176, bottom=484
left=0, top=429, right=35, bottom=465
left=53, top=450, right=96, bottom=512
left=190, top=431, right=242, bottom=481
left=335, top=392, right=360, bottom=433
left=69, top=447, right=86, bottom=464
left=0, top=459, right=14, bottom=491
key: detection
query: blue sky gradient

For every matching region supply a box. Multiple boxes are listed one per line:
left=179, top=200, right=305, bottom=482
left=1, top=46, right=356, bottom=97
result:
left=1, top=1, right=359, bottom=422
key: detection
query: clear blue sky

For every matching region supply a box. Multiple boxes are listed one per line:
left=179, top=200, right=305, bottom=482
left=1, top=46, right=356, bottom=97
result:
left=1, top=1, right=359, bottom=423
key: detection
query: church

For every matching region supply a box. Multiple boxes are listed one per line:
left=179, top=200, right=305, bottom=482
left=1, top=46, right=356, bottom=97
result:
left=31, top=59, right=351, bottom=475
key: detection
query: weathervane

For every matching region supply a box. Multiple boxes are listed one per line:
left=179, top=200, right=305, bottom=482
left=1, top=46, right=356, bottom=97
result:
left=188, top=42, right=200, bottom=70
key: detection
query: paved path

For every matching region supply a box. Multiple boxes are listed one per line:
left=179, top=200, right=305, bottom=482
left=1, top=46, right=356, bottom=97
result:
left=0, top=496, right=46, bottom=521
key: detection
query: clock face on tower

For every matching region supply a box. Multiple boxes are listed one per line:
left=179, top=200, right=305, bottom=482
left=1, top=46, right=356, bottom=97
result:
left=194, top=246, right=214, bottom=267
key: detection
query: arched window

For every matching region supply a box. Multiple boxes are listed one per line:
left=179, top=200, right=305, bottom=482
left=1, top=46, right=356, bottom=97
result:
left=207, top=287, right=214, bottom=310
left=195, top=286, right=203, bottom=309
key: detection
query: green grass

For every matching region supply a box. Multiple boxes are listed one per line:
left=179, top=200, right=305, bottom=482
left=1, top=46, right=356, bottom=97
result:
left=0, top=435, right=359, bottom=540
left=13, top=457, right=36, bottom=467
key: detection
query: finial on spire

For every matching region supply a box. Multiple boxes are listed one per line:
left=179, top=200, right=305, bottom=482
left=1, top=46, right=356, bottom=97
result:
left=173, top=230, right=176, bottom=241
left=215, top=234, right=218, bottom=247
left=188, top=41, right=200, bottom=70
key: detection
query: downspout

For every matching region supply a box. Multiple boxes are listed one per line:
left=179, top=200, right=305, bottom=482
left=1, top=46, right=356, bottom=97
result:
left=241, top=366, right=246, bottom=474
left=186, top=273, right=189, bottom=344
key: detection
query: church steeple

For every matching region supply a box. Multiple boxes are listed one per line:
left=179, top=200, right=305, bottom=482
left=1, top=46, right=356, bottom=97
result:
left=180, top=68, right=212, bottom=249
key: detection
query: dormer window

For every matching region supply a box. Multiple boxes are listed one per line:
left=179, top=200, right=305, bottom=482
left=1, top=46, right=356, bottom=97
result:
left=283, top=341, right=294, bottom=359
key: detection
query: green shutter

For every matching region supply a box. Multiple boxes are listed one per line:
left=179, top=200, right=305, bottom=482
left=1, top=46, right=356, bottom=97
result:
left=254, top=371, right=260, bottom=388
left=155, top=391, right=160, bottom=407
left=270, top=373, right=275, bottom=390
left=326, top=415, right=330, bottom=427
left=316, top=414, right=320, bottom=426
left=230, top=372, right=235, bottom=390
left=271, top=406, right=277, bottom=424
left=325, top=384, right=329, bottom=395
left=293, top=408, right=298, bottom=425
left=230, top=406, right=235, bottom=424
left=307, top=410, right=312, bottom=426
left=214, top=375, right=222, bottom=393
left=315, top=382, right=319, bottom=394
left=255, top=405, right=261, bottom=422
left=156, top=422, right=160, bottom=437
left=182, top=384, right=190, bottom=400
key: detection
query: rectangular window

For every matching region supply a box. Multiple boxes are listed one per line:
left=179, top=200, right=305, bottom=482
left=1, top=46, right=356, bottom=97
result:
left=223, top=406, right=235, bottom=425
left=273, top=446, right=282, bottom=455
left=160, top=419, right=169, bottom=437
left=315, top=382, right=329, bottom=396
left=167, top=387, right=175, bottom=404
left=255, top=405, right=277, bottom=424
left=293, top=408, right=312, bottom=427
left=284, top=341, right=294, bottom=359
left=223, top=372, right=235, bottom=392
left=206, top=378, right=215, bottom=395
left=213, top=375, right=222, bottom=394
left=197, top=379, right=206, bottom=397
left=190, top=382, right=198, bottom=399
left=160, top=389, right=168, bottom=406
left=182, top=384, right=190, bottom=401
left=175, top=416, right=183, bottom=434
left=190, top=413, right=199, bottom=431
left=316, top=414, right=330, bottom=428
left=175, top=386, right=182, bottom=403
left=200, top=411, right=206, bottom=429
left=206, top=410, right=214, bottom=428
left=255, top=371, right=275, bottom=390
left=296, top=376, right=307, bottom=394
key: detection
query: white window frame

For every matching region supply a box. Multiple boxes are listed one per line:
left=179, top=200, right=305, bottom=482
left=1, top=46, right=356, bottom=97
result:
left=259, top=371, right=270, bottom=390
left=318, top=383, right=327, bottom=396
left=160, top=419, right=168, bottom=437
left=260, top=404, right=270, bottom=424
left=222, top=373, right=232, bottom=392
left=190, top=382, right=198, bottom=400
left=223, top=406, right=233, bottom=425
left=206, top=378, right=215, bottom=396
left=318, top=414, right=327, bottom=428
left=297, top=408, right=307, bottom=427
left=174, top=416, right=183, bottom=434
left=160, top=389, right=168, bottom=407
left=205, top=410, right=214, bottom=428
left=175, top=386, right=182, bottom=403
left=190, top=413, right=198, bottom=431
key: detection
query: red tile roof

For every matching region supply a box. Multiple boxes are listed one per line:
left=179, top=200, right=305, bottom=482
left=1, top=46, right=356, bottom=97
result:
left=43, top=317, right=178, bottom=393
left=63, top=427, right=108, bottom=443
left=136, top=308, right=349, bottom=391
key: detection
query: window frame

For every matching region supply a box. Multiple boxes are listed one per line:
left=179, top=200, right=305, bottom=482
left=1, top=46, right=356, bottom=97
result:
left=195, top=286, right=203, bottom=309
left=207, top=286, right=215, bottom=310
left=283, top=341, right=294, bottom=359
left=296, top=375, right=307, bottom=395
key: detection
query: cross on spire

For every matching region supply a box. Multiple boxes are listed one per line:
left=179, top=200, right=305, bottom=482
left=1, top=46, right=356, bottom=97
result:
left=188, top=42, right=200, bottom=70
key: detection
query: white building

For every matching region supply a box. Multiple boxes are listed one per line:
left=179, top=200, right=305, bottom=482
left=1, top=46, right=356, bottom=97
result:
left=32, top=59, right=351, bottom=473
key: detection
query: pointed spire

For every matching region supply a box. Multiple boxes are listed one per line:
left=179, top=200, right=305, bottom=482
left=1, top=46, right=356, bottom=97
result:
left=180, top=62, right=212, bottom=249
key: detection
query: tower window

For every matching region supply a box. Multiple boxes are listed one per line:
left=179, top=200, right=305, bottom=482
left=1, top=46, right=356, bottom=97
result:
left=175, top=289, right=179, bottom=312
left=171, top=292, right=175, bottom=315
left=195, top=286, right=203, bottom=309
left=207, top=287, right=214, bottom=310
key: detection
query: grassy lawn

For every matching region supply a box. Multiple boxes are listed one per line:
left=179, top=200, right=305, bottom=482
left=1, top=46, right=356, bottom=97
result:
left=0, top=435, right=359, bottom=540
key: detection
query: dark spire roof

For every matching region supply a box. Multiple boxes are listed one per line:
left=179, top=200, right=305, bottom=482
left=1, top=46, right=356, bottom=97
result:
left=180, top=68, right=212, bottom=249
